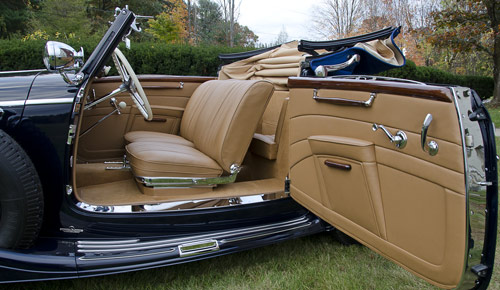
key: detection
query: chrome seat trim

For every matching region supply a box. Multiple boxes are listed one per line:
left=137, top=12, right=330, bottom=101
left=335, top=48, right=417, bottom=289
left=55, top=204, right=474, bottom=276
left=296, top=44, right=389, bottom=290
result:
left=137, top=164, right=241, bottom=188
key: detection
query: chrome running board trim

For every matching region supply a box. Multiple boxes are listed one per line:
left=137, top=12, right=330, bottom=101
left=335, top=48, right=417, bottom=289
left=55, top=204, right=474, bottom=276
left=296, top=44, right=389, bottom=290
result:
left=77, top=216, right=310, bottom=257
left=78, top=249, right=175, bottom=261
left=178, top=240, right=219, bottom=257
left=76, top=191, right=287, bottom=213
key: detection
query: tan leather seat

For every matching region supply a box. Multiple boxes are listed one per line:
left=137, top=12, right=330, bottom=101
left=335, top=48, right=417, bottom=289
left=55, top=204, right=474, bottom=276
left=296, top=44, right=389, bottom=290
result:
left=126, top=79, right=274, bottom=178
left=127, top=142, right=223, bottom=177
left=250, top=96, right=289, bottom=160
left=125, top=131, right=194, bottom=147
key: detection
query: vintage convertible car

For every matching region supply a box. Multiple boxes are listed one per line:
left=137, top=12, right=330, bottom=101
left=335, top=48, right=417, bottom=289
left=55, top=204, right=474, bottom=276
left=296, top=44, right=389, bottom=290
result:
left=0, top=7, right=497, bottom=289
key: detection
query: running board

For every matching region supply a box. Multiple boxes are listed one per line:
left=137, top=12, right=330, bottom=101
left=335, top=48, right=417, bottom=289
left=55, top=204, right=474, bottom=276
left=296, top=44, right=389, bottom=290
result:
left=76, top=215, right=315, bottom=261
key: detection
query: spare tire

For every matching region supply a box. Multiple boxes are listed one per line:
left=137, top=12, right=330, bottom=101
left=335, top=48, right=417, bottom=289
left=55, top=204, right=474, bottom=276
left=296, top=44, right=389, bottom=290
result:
left=0, top=129, right=43, bottom=249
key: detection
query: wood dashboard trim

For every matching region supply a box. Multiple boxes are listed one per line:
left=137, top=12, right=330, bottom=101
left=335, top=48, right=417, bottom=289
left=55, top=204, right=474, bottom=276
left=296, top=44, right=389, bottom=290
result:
left=94, top=75, right=216, bottom=83
left=288, top=77, right=453, bottom=103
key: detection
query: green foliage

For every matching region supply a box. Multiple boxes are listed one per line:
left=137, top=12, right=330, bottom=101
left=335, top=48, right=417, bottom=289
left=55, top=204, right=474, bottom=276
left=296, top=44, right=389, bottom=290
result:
left=0, top=0, right=35, bottom=39
left=380, top=60, right=494, bottom=100
left=0, top=39, right=249, bottom=76
left=30, top=0, right=91, bottom=38
left=195, top=0, right=225, bottom=45
left=85, top=0, right=164, bottom=32
left=146, top=0, right=187, bottom=43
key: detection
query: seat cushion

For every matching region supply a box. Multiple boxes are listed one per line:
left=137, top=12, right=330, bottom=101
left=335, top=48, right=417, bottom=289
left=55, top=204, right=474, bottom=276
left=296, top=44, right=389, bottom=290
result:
left=126, top=142, right=223, bottom=178
left=124, top=131, right=194, bottom=147
left=250, top=133, right=278, bottom=160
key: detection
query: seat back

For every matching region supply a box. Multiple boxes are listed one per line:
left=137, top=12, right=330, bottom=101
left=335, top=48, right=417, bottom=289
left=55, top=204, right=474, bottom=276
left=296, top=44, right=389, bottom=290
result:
left=256, top=91, right=289, bottom=135
left=180, top=80, right=274, bottom=172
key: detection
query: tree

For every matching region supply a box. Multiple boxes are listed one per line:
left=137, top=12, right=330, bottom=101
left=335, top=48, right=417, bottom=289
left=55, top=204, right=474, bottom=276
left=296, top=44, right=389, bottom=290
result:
left=273, top=25, right=289, bottom=45
left=311, top=0, right=362, bottom=39
left=29, top=0, right=90, bottom=38
left=0, top=0, right=37, bottom=39
left=146, top=0, right=187, bottom=43
left=86, top=0, right=164, bottom=33
left=233, top=23, right=258, bottom=46
left=218, top=0, right=240, bottom=47
left=196, top=0, right=225, bottom=45
left=428, top=0, right=499, bottom=102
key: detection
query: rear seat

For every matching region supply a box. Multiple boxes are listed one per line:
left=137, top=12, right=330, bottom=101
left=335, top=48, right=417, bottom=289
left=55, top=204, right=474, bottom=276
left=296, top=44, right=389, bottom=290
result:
left=250, top=91, right=289, bottom=160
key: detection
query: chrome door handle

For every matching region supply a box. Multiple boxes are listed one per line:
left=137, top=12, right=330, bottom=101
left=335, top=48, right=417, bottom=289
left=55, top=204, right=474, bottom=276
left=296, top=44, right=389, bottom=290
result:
left=372, top=124, right=407, bottom=149
left=313, top=90, right=376, bottom=107
left=314, top=54, right=361, bottom=77
left=421, top=114, right=439, bottom=156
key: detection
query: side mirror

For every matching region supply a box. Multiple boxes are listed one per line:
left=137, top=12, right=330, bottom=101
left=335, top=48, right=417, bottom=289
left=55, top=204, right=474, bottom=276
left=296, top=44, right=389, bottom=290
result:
left=43, top=41, right=84, bottom=72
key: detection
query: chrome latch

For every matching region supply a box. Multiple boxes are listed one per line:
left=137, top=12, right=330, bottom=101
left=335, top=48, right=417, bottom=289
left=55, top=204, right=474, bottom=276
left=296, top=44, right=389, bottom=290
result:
left=476, top=181, right=493, bottom=187
left=66, top=185, right=73, bottom=195
left=372, top=123, right=407, bottom=149
left=60, top=226, right=83, bottom=234
left=105, top=155, right=130, bottom=170
left=67, top=124, right=77, bottom=145
left=284, top=176, right=290, bottom=195
left=421, top=114, right=438, bottom=156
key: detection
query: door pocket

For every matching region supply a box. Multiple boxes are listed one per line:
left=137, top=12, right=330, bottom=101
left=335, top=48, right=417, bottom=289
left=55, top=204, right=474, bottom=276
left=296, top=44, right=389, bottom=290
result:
left=308, top=135, right=386, bottom=238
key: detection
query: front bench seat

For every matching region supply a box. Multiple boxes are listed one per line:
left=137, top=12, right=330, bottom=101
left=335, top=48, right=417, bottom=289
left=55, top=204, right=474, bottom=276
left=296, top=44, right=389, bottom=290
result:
left=125, top=79, right=274, bottom=184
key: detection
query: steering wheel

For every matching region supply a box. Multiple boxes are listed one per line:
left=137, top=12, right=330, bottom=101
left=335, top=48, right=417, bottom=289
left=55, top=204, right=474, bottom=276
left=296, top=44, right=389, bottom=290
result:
left=112, top=48, right=153, bottom=121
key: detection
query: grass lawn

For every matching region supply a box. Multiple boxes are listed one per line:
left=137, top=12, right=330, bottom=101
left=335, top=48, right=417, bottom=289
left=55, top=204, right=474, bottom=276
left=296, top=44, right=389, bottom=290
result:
left=2, top=111, right=500, bottom=290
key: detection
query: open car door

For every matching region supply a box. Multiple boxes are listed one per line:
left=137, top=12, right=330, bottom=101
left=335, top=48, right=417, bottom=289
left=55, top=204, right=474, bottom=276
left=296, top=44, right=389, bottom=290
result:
left=287, top=76, right=497, bottom=289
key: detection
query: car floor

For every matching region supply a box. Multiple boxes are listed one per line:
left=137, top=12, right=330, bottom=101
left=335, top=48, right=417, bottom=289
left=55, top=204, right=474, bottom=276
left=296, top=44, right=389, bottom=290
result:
left=75, top=166, right=285, bottom=206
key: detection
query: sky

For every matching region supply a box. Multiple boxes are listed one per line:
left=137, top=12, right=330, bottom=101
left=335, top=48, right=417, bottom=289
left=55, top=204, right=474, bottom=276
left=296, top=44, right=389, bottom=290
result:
left=237, top=0, right=316, bottom=45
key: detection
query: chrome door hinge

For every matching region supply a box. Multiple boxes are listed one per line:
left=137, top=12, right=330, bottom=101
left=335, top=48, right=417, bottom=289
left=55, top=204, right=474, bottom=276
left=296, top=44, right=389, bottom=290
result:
left=285, top=176, right=290, bottom=195
left=476, top=181, right=493, bottom=187
left=471, top=264, right=489, bottom=277
left=60, top=226, right=83, bottom=234
left=67, top=124, right=77, bottom=145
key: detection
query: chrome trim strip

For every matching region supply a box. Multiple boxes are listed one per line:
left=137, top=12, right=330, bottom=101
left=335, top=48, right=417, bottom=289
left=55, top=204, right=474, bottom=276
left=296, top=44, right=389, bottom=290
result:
left=78, top=249, right=175, bottom=261
left=76, top=191, right=287, bottom=214
left=0, top=98, right=75, bottom=107
left=451, top=87, right=472, bottom=290
left=77, top=216, right=309, bottom=254
left=220, top=222, right=312, bottom=244
left=0, top=69, right=46, bottom=75
left=329, top=75, right=427, bottom=85
left=77, top=239, right=139, bottom=245
left=451, top=87, right=489, bottom=289
left=0, top=100, right=25, bottom=107
left=78, top=244, right=177, bottom=253
left=26, top=98, right=74, bottom=105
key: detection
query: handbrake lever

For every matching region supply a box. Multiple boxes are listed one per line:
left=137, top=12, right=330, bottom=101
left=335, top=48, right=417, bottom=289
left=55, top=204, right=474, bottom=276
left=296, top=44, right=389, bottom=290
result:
left=80, top=98, right=127, bottom=137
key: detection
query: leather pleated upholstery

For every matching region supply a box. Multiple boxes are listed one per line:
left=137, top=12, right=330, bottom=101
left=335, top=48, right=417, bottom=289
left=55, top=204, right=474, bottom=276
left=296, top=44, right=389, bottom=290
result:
left=126, top=79, right=274, bottom=177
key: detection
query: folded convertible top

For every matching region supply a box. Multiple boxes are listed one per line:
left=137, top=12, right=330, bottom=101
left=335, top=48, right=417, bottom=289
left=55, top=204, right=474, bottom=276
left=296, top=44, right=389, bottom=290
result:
left=297, top=27, right=398, bottom=56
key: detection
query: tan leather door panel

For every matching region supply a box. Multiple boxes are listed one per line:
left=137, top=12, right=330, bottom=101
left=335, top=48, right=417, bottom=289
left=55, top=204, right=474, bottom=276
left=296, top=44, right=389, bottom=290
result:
left=78, top=76, right=214, bottom=162
left=288, top=78, right=466, bottom=289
